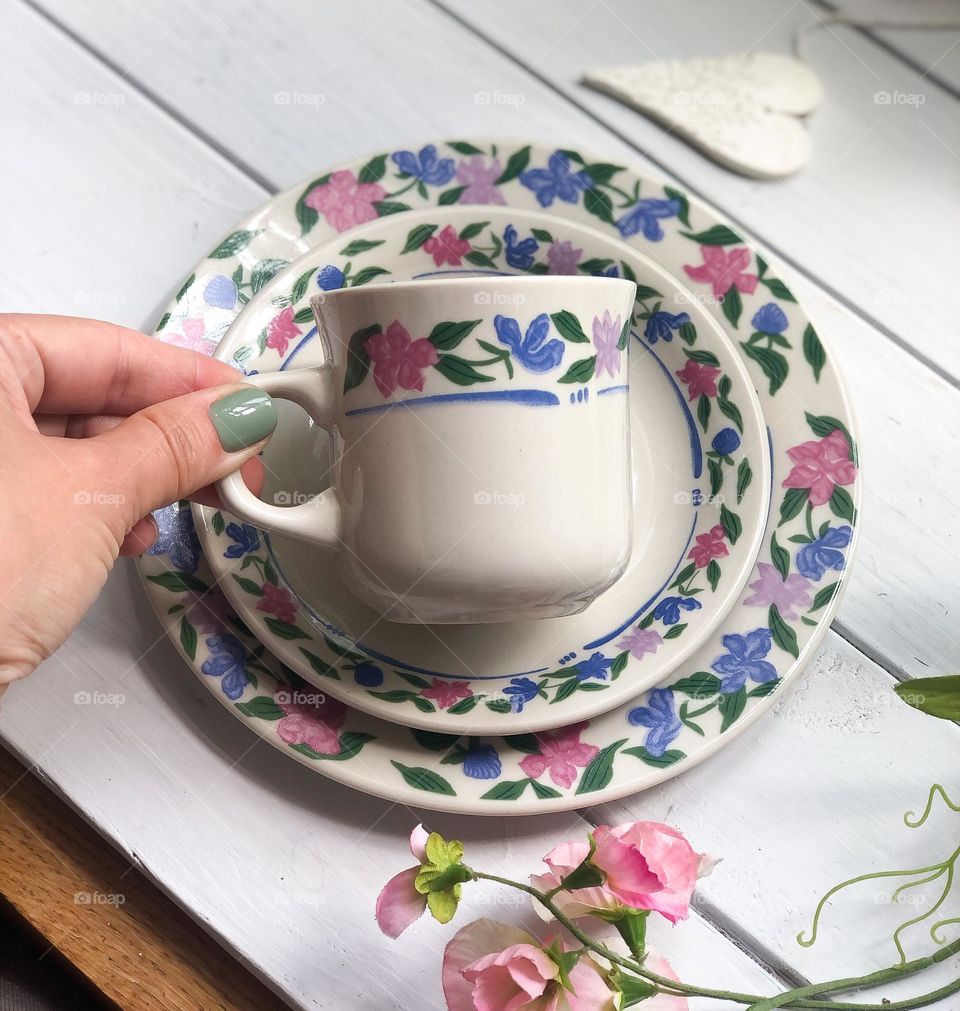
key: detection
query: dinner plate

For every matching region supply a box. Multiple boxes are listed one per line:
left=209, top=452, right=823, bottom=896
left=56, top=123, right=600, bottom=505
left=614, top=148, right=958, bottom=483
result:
left=193, top=206, right=770, bottom=733
left=139, top=139, right=860, bottom=814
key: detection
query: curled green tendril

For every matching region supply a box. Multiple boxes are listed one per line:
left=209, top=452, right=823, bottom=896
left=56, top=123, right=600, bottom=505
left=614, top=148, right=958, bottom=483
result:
left=931, top=917, right=960, bottom=945
left=904, top=783, right=960, bottom=828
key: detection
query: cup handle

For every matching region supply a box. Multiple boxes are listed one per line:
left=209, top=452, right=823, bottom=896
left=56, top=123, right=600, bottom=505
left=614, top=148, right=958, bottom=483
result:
left=216, top=366, right=342, bottom=548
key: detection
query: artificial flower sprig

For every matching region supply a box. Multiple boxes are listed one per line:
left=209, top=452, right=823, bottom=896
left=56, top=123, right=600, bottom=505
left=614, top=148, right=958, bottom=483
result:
left=376, top=816, right=960, bottom=1011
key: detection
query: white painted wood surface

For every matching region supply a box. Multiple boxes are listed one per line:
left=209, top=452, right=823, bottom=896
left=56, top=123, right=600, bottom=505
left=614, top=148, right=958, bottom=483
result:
left=2, top=0, right=958, bottom=1007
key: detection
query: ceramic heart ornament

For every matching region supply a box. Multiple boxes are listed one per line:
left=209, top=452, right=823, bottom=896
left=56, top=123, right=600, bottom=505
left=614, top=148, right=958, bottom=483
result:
left=583, top=53, right=823, bottom=178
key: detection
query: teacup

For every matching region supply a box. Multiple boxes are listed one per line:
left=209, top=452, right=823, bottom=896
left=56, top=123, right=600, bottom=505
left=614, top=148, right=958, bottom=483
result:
left=217, top=275, right=637, bottom=623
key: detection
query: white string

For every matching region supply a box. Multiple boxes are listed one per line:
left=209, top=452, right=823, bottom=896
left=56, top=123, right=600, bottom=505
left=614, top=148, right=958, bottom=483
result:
left=793, top=11, right=960, bottom=62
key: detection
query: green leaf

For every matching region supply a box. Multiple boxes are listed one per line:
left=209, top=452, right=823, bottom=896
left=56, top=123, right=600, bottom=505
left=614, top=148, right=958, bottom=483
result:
left=718, top=394, right=744, bottom=434
left=485, top=698, right=512, bottom=714
left=720, top=504, right=742, bottom=544
left=358, top=153, right=387, bottom=184
left=771, top=533, right=790, bottom=581
left=250, top=258, right=289, bottom=294
left=401, top=223, right=438, bottom=254
left=575, top=739, right=628, bottom=794
left=769, top=604, right=799, bottom=658
left=663, top=623, right=687, bottom=640
left=210, top=230, right=261, bottom=259
left=779, top=487, right=809, bottom=525
left=736, top=458, right=752, bottom=504
left=232, top=574, right=264, bottom=596
left=447, top=140, right=484, bottom=155
left=374, top=200, right=411, bottom=217
left=582, top=162, right=624, bottom=185
left=686, top=349, right=721, bottom=366
left=531, top=780, right=562, bottom=800
left=763, top=276, right=796, bottom=302
left=155, top=312, right=171, bottom=332
left=412, top=696, right=438, bottom=713
left=179, top=617, right=197, bottom=660
left=550, top=310, right=590, bottom=343
left=622, top=746, right=686, bottom=768
left=664, top=185, right=690, bottom=227
left=458, top=221, right=488, bottom=240
left=579, top=257, right=614, bottom=275
left=804, top=413, right=857, bottom=462
left=264, top=618, right=309, bottom=640
left=211, top=510, right=225, bottom=536
left=343, top=323, right=378, bottom=393
left=552, top=678, right=581, bottom=705
left=481, top=780, right=529, bottom=801
left=531, top=228, right=554, bottom=243
left=395, top=671, right=432, bottom=690
left=741, top=343, right=788, bottom=394
left=290, top=268, right=316, bottom=304
left=299, top=648, right=338, bottom=679
left=670, top=673, right=721, bottom=697
left=339, top=238, right=384, bottom=256
left=617, top=317, right=630, bottom=351
left=671, top=562, right=697, bottom=589
left=235, top=696, right=285, bottom=721
left=719, top=687, right=747, bottom=731
left=681, top=224, right=742, bottom=245
left=721, top=286, right=743, bottom=328
left=175, top=273, right=195, bottom=302
left=428, top=319, right=482, bottom=351
left=894, top=676, right=960, bottom=720
left=438, top=185, right=465, bottom=206
left=611, top=650, right=630, bottom=677
left=633, top=285, right=663, bottom=300
left=370, top=690, right=420, bottom=704
left=447, top=695, right=480, bottom=715
left=434, top=354, right=495, bottom=386
left=748, top=679, right=782, bottom=698
left=810, top=581, right=839, bottom=612
left=583, top=187, right=615, bottom=225
left=147, top=571, right=209, bottom=594
left=707, top=459, right=723, bottom=498
left=557, top=356, right=596, bottom=384
left=464, top=250, right=499, bottom=269
left=332, top=731, right=376, bottom=760
left=803, top=323, right=826, bottom=382
left=495, top=145, right=530, bottom=185
left=697, top=393, right=711, bottom=431
left=293, top=307, right=314, bottom=325
left=350, top=266, right=391, bottom=287
left=678, top=321, right=697, bottom=345
left=829, top=485, right=856, bottom=522
left=391, top=761, right=456, bottom=795
left=707, top=559, right=721, bottom=592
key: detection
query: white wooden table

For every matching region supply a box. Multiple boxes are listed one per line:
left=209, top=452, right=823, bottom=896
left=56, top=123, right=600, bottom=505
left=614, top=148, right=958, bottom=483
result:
left=3, top=1, right=959, bottom=1007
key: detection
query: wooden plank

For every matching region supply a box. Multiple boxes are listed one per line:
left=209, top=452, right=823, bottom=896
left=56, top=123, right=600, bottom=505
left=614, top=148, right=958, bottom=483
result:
left=0, top=746, right=289, bottom=1010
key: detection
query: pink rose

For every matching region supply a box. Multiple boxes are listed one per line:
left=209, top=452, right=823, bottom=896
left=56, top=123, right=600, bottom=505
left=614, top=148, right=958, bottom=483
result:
left=683, top=246, right=758, bottom=300
left=421, top=679, right=473, bottom=710
left=687, top=524, right=728, bottom=568
left=675, top=360, right=721, bottom=400
left=265, top=305, right=300, bottom=357
left=256, top=582, right=297, bottom=624
left=782, top=429, right=856, bottom=507
left=423, top=224, right=472, bottom=266
left=519, top=722, right=599, bottom=790
left=364, top=320, right=439, bottom=398
left=274, top=690, right=346, bottom=756
left=303, top=169, right=385, bottom=232
left=375, top=824, right=430, bottom=938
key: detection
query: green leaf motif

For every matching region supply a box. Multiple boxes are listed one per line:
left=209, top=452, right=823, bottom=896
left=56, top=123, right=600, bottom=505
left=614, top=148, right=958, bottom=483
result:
left=894, top=676, right=960, bottom=720
left=532, top=228, right=554, bottom=243
left=697, top=393, right=711, bottom=431
left=374, top=200, right=411, bottom=217
left=401, top=223, right=438, bottom=254
left=719, top=687, right=747, bottom=731
left=803, top=323, right=826, bottom=382
left=235, top=696, right=284, bottom=721
left=438, top=185, right=466, bottom=206
left=175, top=273, right=195, bottom=302
left=147, top=571, right=209, bottom=594
left=741, top=343, right=788, bottom=395
left=721, top=286, right=743, bottom=328
left=736, top=458, right=752, bottom=504
left=763, top=276, right=796, bottom=302
left=293, top=307, right=314, bottom=326
left=350, top=266, right=391, bottom=287
left=294, top=175, right=330, bottom=234
left=434, top=354, right=495, bottom=386
left=779, top=487, right=809, bottom=525
left=583, top=188, right=615, bottom=225
left=557, top=356, right=596, bottom=384
left=769, top=604, right=799, bottom=658
left=250, top=258, right=289, bottom=294
left=670, top=673, right=721, bottom=698
left=211, top=510, right=225, bottom=536
left=748, top=679, right=782, bottom=698
left=428, top=319, right=482, bottom=351
left=447, top=141, right=484, bottom=155
left=179, top=617, right=197, bottom=661
left=575, top=739, right=628, bottom=795
left=531, top=780, right=563, bottom=800
left=339, top=238, right=385, bottom=256
left=611, top=650, right=630, bottom=677
left=830, top=486, right=856, bottom=522
left=495, top=146, right=531, bottom=185
left=210, top=230, right=261, bottom=259
left=686, top=349, right=721, bottom=366
left=264, top=618, right=309, bottom=641
left=582, top=162, right=624, bottom=185
left=708, top=457, right=723, bottom=497
left=550, top=310, right=590, bottom=343
left=810, top=581, right=839, bottom=612
left=232, top=574, right=264, bottom=596
left=720, top=504, right=742, bottom=544
left=664, top=185, right=690, bottom=227
left=707, top=559, right=721, bottom=592
left=805, top=413, right=857, bottom=462
left=458, top=221, right=488, bottom=240
left=299, top=649, right=338, bottom=679
left=663, top=623, right=686, bottom=640
left=623, top=746, right=686, bottom=768
left=771, top=533, right=790, bottom=581
left=448, top=695, right=480, bottom=715
left=464, top=250, right=498, bottom=269
left=343, top=324, right=378, bottom=393
left=391, top=761, right=456, bottom=795
left=678, top=321, right=697, bottom=345
left=481, top=780, right=529, bottom=801
left=156, top=312, right=171, bottom=332
left=681, top=224, right=742, bottom=245
left=504, top=733, right=540, bottom=755
left=358, top=153, right=387, bottom=184
left=290, top=268, right=316, bottom=304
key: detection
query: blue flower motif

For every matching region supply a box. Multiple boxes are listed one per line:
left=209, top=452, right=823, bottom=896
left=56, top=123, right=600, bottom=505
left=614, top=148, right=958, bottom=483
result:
left=316, top=265, right=345, bottom=291
left=627, top=689, right=682, bottom=757
left=494, top=313, right=564, bottom=373
left=519, top=152, right=590, bottom=208
left=463, top=743, right=502, bottom=780
left=146, top=504, right=200, bottom=573
left=751, top=303, right=788, bottom=334
left=711, top=428, right=741, bottom=456
left=796, top=525, right=852, bottom=581
left=503, top=224, right=539, bottom=270
left=653, top=595, right=702, bottom=626
left=593, top=264, right=619, bottom=277
left=203, top=274, right=238, bottom=310
left=615, top=198, right=681, bottom=241
left=391, top=144, right=456, bottom=186
left=504, top=677, right=539, bottom=712
left=575, top=652, right=614, bottom=682
left=223, top=522, right=260, bottom=559
left=201, top=634, right=248, bottom=699
left=353, top=662, right=384, bottom=687
left=710, top=628, right=778, bottom=694
left=644, top=310, right=690, bottom=344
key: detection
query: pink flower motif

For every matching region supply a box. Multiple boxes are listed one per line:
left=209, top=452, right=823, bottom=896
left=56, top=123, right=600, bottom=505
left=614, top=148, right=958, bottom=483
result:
left=442, top=918, right=617, bottom=1011
left=364, top=320, right=440, bottom=398
left=675, top=359, right=721, bottom=400
left=744, top=562, right=813, bottom=620
left=683, top=246, right=758, bottom=300
left=274, top=689, right=347, bottom=755
left=256, top=582, right=297, bottom=624
left=782, top=429, right=856, bottom=507
left=184, top=589, right=230, bottom=634
left=547, top=240, right=583, bottom=275
left=264, top=305, right=300, bottom=357
left=617, top=627, right=663, bottom=660
left=421, top=679, right=473, bottom=710
left=303, top=169, right=385, bottom=232
left=166, top=317, right=215, bottom=356
left=422, top=224, right=472, bottom=266
left=519, top=722, right=599, bottom=790
left=592, top=311, right=622, bottom=379
left=688, top=524, right=728, bottom=568
left=375, top=824, right=430, bottom=938
left=455, top=156, right=506, bottom=205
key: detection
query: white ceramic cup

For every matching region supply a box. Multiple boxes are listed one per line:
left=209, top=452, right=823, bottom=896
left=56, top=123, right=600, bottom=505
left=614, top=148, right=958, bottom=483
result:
left=217, top=275, right=637, bottom=623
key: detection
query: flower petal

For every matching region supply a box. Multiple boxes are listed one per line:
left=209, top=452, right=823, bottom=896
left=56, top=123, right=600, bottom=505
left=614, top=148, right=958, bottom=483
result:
left=375, top=866, right=427, bottom=938
left=442, top=919, right=535, bottom=1011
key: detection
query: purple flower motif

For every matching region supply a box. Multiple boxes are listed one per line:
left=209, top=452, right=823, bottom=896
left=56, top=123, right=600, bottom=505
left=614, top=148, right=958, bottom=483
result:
left=744, top=563, right=813, bottom=621
left=627, top=689, right=682, bottom=757
left=616, top=198, right=680, bottom=241
left=546, top=240, right=583, bottom=275
left=752, top=303, right=789, bottom=334
left=575, top=652, right=614, bottom=682
left=618, top=628, right=663, bottom=659
left=644, top=310, right=690, bottom=345
left=494, top=313, right=564, bottom=373
left=592, top=310, right=622, bottom=379
left=504, top=677, right=540, bottom=712
left=316, top=265, right=345, bottom=291
left=796, top=525, right=852, bottom=581
left=653, top=595, right=702, bottom=626
left=391, top=144, right=455, bottom=186
left=353, top=662, right=383, bottom=687
left=503, top=224, right=539, bottom=270
left=203, top=274, right=238, bottom=310
left=463, top=743, right=502, bottom=780
left=455, top=156, right=505, bottom=204
left=710, top=629, right=778, bottom=694
left=201, top=634, right=248, bottom=699
left=223, top=522, right=260, bottom=559
left=519, top=152, right=590, bottom=207
left=146, top=504, right=200, bottom=573
left=711, top=428, right=741, bottom=456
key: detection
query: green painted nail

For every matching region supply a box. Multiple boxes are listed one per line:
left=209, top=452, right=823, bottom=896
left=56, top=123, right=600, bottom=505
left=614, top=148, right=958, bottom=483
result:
left=209, top=388, right=277, bottom=452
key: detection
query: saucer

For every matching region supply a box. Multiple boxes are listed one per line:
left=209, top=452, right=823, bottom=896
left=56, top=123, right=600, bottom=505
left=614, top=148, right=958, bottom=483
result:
left=139, top=139, right=859, bottom=813
left=195, top=207, right=770, bottom=733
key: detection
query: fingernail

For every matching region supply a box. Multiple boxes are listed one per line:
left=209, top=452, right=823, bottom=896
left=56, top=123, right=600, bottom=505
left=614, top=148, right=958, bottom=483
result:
left=209, top=388, right=277, bottom=452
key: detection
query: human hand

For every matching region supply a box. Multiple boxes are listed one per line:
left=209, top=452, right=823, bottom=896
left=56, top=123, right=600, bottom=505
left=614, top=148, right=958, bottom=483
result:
left=0, top=313, right=276, bottom=690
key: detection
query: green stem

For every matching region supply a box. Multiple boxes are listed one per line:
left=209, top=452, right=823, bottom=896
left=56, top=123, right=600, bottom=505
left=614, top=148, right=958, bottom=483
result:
left=386, top=178, right=418, bottom=198
left=805, top=502, right=815, bottom=540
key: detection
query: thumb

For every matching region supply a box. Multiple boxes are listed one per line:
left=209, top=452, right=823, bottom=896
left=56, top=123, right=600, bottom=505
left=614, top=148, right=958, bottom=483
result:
left=83, top=383, right=277, bottom=530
